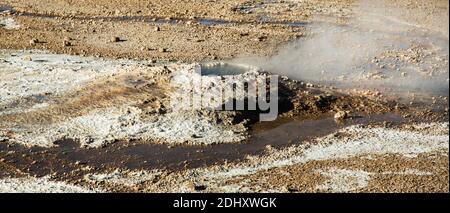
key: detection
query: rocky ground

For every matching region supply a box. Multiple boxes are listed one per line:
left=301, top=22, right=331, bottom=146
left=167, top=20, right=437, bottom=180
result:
left=0, top=0, right=448, bottom=192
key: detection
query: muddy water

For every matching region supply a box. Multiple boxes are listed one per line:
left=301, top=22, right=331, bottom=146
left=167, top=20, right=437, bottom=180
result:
left=0, top=113, right=405, bottom=177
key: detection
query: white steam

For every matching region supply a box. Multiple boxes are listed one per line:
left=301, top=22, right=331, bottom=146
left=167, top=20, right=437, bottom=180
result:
left=234, top=0, right=449, bottom=95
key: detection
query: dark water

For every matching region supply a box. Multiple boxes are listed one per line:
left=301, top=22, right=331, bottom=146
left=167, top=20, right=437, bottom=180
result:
left=0, top=113, right=406, bottom=177
left=200, top=63, right=252, bottom=76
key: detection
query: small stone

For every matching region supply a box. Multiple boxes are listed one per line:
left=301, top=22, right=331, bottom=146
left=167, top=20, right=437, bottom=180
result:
left=314, top=95, right=324, bottom=101
left=191, top=134, right=202, bottom=139
left=23, top=56, right=32, bottom=61
left=154, top=26, right=160, bottom=32
left=195, top=185, right=207, bottom=191
left=334, top=111, right=348, bottom=121
left=256, top=36, right=267, bottom=41
left=158, top=48, right=167, bottom=53
left=401, top=72, right=407, bottom=77
left=63, top=40, right=71, bottom=47
left=110, top=36, right=120, bottom=42
left=184, top=181, right=196, bottom=192
left=285, top=185, right=298, bottom=193
left=306, top=83, right=314, bottom=87
left=75, top=161, right=86, bottom=166
left=29, top=38, right=39, bottom=45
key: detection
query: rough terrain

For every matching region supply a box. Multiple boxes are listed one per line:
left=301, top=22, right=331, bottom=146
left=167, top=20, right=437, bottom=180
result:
left=0, top=0, right=448, bottom=192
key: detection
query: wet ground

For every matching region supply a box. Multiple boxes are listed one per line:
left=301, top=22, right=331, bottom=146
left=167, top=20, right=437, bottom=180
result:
left=0, top=113, right=406, bottom=175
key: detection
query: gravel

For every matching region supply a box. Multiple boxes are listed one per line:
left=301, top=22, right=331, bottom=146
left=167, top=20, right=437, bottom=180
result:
left=0, top=176, right=100, bottom=193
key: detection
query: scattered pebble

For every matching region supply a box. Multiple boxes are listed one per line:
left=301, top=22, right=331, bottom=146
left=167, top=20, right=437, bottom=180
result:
left=110, top=37, right=120, bottom=42
left=256, top=36, right=267, bottom=42
left=23, top=56, right=32, bottom=61
left=63, top=40, right=71, bottom=47
left=334, top=111, right=348, bottom=121
left=29, top=38, right=39, bottom=45
left=265, top=144, right=273, bottom=150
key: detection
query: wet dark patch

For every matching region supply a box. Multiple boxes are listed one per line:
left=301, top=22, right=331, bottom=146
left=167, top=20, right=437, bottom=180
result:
left=0, top=113, right=406, bottom=179
left=0, top=5, right=12, bottom=13
left=200, top=63, right=252, bottom=76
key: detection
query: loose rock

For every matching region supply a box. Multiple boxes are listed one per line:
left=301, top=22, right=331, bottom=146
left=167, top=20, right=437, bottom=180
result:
left=110, top=37, right=120, bottom=42
left=63, top=40, right=71, bottom=47
left=29, top=38, right=39, bottom=45
left=334, top=111, right=348, bottom=121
